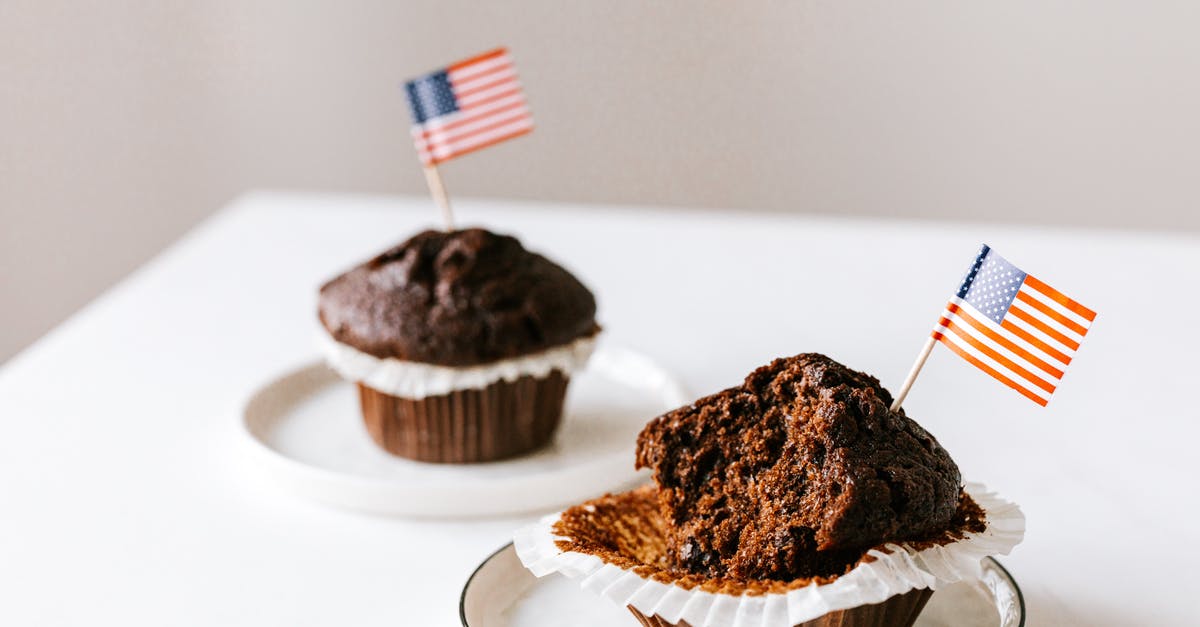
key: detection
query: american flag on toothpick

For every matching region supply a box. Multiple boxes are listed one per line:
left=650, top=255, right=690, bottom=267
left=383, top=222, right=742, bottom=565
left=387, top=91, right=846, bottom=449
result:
left=933, top=244, right=1096, bottom=406
left=891, top=244, right=1096, bottom=411
left=404, top=47, right=533, bottom=166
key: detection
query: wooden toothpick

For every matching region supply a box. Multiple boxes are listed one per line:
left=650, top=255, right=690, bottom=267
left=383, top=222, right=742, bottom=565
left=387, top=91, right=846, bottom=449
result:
left=890, top=336, right=936, bottom=412
left=422, top=164, right=456, bottom=230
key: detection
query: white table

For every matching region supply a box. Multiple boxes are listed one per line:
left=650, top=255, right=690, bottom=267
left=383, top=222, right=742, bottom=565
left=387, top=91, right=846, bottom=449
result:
left=1, top=192, right=1196, bottom=626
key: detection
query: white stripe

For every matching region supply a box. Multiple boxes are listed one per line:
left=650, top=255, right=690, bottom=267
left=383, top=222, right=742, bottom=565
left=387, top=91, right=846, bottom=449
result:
left=416, top=106, right=531, bottom=151
left=1009, top=299, right=1085, bottom=343
left=410, top=110, right=464, bottom=136
left=451, top=66, right=517, bottom=94
left=1003, top=313, right=1077, bottom=356
left=1017, top=284, right=1093, bottom=329
left=411, top=94, right=526, bottom=135
left=936, top=328, right=1054, bottom=401
left=423, top=118, right=533, bottom=160
left=455, top=80, right=523, bottom=107
left=940, top=308, right=1063, bottom=383
left=447, top=54, right=513, bottom=81
left=948, top=297, right=1070, bottom=371
left=425, top=117, right=534, bottom=158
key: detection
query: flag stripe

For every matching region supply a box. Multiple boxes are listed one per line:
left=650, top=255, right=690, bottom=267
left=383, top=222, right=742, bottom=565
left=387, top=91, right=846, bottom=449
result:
left=448, top=47, right=508, bottom=72
left=456, top=87, right=523, bottom=112
left=421, top=116, right=533, bottom=162
left=1014, top=290, right=1089, bottom=336
left=415, top=102, right=529, bottom=145
left=1017, top=284, right=1094, bottom=328
left=945, top=302, right=1065, bottom=379
left=437, top=116, right=533, bottom=154
left=936, top=316, right=1057, bottom=393
left=422, top=125, right=532, bottom=165
left=451, top=65, right=517, bottom=95
left=411, top=94, right=523, bottom=136
left=1010, top=298, right=1085, bottom=344
left=448, top=55, right=512, bottom=82
left=457, top=81, right=525, bottom=107
left=1023, top=275, right=1097, bottom=321
left=999, top=318, right=1074, bottom=365
left=933, top=332, right=1050, bottom=406
left=949, top=297, right=1070, bottom=371
left=1006, top=305, right=1081, bottom=350
left=453, top=73, right=519, bottom=100
left=418, top=109, right=532, bottom=154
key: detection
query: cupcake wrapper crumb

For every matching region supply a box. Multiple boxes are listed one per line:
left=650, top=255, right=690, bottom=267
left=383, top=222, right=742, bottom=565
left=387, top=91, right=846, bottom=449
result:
left=514, top=483, right=1023, bottom=627
left=628, top=588, right=933, bottom=627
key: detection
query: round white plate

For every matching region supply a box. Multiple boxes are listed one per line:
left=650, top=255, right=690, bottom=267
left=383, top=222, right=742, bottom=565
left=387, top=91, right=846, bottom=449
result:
left=461, top=544, right=1024, bottom=627
left=240, top=346, right=689, bottom=517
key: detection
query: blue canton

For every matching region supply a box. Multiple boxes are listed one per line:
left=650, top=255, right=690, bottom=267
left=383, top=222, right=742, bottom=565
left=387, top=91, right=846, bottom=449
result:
left=405, top=71, right=458, bottom=125
left=956, top=244, right=1027, bottom=324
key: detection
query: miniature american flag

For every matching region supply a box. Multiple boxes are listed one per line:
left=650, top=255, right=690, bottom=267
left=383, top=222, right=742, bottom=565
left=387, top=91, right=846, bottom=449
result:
left=403, top=47, right=533, bottom=166
left=933, top=245, right=1096, bottom=406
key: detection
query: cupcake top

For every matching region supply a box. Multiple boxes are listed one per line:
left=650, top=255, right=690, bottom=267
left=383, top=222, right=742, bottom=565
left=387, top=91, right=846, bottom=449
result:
left=635, top=353, right=963, bottom=581
left=318, top=228, right=598, bottom=367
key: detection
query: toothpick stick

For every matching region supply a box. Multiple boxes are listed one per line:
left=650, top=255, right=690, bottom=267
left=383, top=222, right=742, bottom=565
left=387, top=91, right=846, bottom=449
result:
left=890, top=336, right=936, bottom=412
left=422, top=164, right=455, bottom=230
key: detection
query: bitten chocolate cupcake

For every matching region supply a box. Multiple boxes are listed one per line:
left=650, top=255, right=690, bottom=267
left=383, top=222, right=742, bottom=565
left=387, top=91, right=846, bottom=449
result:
left=318, top=228, right=599, bottom=463
left=516, top=354, right=1023, bottom=627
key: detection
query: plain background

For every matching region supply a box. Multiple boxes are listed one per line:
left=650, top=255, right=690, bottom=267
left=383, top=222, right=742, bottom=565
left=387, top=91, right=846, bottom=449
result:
left=3, top=1, right=1200, bottom=363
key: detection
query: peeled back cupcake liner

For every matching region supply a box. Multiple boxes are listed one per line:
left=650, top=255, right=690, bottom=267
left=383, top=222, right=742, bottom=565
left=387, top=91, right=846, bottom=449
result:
left=514, top=482, right=1024, bottom=627
left=357, top=371, right=569, bottom=463
left=317, top=331, right=597, bottom=399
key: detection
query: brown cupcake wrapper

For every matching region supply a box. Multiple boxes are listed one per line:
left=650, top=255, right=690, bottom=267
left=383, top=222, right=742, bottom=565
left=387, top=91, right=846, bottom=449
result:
left=358, top=370, right=569, bottom=463
left=627, top=587, right=934, bottom=627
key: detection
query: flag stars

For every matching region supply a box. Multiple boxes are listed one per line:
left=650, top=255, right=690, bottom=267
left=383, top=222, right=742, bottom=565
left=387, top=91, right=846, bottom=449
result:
left=959, top=248, right=1027, bottom=324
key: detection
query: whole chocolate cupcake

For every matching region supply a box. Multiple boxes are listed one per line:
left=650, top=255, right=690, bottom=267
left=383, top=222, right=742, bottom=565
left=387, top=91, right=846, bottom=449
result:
left=318, top=228, right=599, bottom=463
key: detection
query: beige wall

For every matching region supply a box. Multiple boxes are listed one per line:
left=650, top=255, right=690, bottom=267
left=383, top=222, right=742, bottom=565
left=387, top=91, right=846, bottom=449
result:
left=3, top=1, right=1200, bottom=362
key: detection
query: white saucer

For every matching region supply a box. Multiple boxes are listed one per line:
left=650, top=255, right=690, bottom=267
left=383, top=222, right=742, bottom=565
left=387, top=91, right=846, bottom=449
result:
left=240, top=346, right=689, bottom=518
left=460, top=545, right=1025, bottom=627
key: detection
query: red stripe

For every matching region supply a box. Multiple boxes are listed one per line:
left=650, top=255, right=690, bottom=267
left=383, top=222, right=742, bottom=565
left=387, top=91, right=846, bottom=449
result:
left=419, top=110, right=532, bottom=153
left=459, top=86, right=522, bottom=112
left=452, top=74, right=519, bottom=100
left=945, top=303, right=1064, bottom=379
left=1007, top=305, right=1081, bottom=351
left=415, top=99, right=526, bottom=141
left=1023, top=275, right=1097, bottom=321
left=426, top=126, right=532, bottom=165
left=937, top=317, right=1056, bottom=393
left=933, top=332, right=1049, bottom=406
left=448, top=47, right=508, bottom=72
left=1015, top=290, right=1089, bottom=336
left=1000, top=319, right=1073, bottom=365
left=449, top=61, right=514, bottom=87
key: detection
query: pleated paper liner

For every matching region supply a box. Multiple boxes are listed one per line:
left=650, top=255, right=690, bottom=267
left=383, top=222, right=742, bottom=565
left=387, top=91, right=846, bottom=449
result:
left=514, top=483, right=1024, bottom=627
left=359, top=370, right=569, bottom=463
left=627, top=588, right=933, bottom=627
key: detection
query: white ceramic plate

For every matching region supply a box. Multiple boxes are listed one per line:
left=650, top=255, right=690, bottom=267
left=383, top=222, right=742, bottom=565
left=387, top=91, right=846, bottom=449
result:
left=240, top=346, right=689, bottom=517
left=461, top=544, right=1025, bottom=627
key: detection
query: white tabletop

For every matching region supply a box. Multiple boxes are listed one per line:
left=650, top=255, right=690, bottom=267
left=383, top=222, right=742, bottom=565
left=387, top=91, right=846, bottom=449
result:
left=1, top=191, right=1196, bottom=626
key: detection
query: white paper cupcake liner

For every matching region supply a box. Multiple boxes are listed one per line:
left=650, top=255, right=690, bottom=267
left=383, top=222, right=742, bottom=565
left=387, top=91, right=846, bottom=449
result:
left=514, top=482, right=1024, bottom=627
left=316, top=332, right=597, bottom=398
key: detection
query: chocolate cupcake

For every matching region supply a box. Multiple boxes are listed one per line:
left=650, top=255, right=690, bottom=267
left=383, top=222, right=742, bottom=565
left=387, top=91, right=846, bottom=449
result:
left=515, top=354, right=1024, bottom=627
left=318, top=228, right=599, bottom=463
